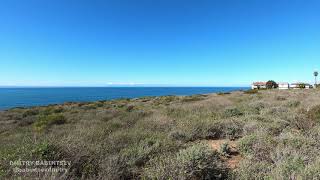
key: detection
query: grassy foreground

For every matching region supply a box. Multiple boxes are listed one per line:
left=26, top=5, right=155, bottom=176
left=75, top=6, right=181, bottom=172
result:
left=1, top=89, right=320, bottom=179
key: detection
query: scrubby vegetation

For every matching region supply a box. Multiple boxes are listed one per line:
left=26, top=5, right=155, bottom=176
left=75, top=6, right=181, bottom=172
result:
left=2, top=89, right=320, bottom=179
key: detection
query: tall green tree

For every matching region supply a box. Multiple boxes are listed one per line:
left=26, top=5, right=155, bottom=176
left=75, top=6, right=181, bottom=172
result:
left=266, top=80, right=278, bottom=89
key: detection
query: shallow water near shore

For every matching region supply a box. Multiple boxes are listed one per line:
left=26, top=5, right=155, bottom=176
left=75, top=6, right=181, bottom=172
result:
left=0, top=87, right=249, bottom=110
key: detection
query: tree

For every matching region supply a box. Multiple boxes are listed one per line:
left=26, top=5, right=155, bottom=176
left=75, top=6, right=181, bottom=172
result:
left=266, top=80, right=278, bottom=89
left=298, top=83, right=306, bottom=89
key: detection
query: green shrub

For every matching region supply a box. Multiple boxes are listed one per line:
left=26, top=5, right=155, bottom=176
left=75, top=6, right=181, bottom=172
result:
left=287, top=100, right=300, bottom=108
left=181, top=95, right=206, bottom=102
left=69, top=155, right=99, bottom=179
left=226, top=126, right=239, bottom=140
left=168, top=130, right=188, bottom=142
left=126, top=105, right=134, bottom=112
left=298, top=83, right=306, bottom=89
left=276, top=96, right=286, bottom=101
left=156, top=96, right=177, bottom=104
left=302, top=158, right=320, bottom=179
left=271, top=156, right=305, bottom=179
left=0, top=165, right=5, bottom=178
left=233, top=160, right=272, bottom=179
left=224, top=107, right=243, bottom=117
left=82, top=104, right=98, bottom=110
left=171, top=117, right=243, bottom=141
left=22, top=109, right=39, bottom=118
left=33, top=114, right=66, bottom=132
left=120, top=137, right=161, bottom=167
left=249, top=101, right=266, bottom=111
left=244, top=89, right=259, bottom=94
left=40, top=106, right=64, bottom=115
left=290, top=113, right=315, bottom=131
left=99, top=155, right=132, bottom=179
left=307, top=105, right=320, bottom=122
left=217, top=92, right=231, bottom=95
left=170, top=118, right=223, bottom=141
left=239, top=133, right=276, bottom=162
left=143, top=143, right=227, bottom=179
left=95, top=101, right=104, bottom=107
left=220, top=143, right=231, bottom=157
left=31, top=142, right=60, bottom=160
left=238, top=134, right=257, bottom=155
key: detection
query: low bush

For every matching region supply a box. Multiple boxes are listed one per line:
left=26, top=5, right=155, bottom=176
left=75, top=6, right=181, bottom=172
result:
left=156, top=96, right=178, bottom=104
left=224, top=107, right=243, bottom=117
left=239, top=132, right=275, bottom=162
left=31, top=142, right=60, bottom=160
left=233, top=160, right=272, bottom=179
left=217, top=92, right=231, bottom=95
left=82, top=104, right=98, bottom=110
left=238, top=134, right=257, bottom=155
left=40, top=106, right=64, bottom=115
left=290, top=113, right=315, bottom=131
left=120, top=137, right=161, bottom=168
left=22, top=109, right=39, bottom=118
left=220, top=143, right=231, bottom=157
left=168, top=130, right=188, bottom=142
left=287, top=100, right=300, bottom=108
left=180, top=95, right=205, bottom=102
left=276, top=96, right=286, bottom=101
left=98, top=155, right=132, bottom=179
left=307, top=105, right=320, bottom=122
left=143, top=143, right=227, bottom=179
left=271, top=156, right=305, bottom=179
left=302, top=158, right=320, bottom=179
left=94, top=101, right=104, bottom=108
left=248, top=101, right=267, bottom=112
left=244, top=89, right=259, bottom=94
left=33, top=114, right=66, bottom=132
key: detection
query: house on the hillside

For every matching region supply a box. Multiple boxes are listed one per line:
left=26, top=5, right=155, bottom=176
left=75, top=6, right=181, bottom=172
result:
left=305, top=84, right=313, bottom=89
left=278, top=82, right=289, bottom=90
left=251, top=82, right=267, bottom=89
left=290, top=83, right=313, bottom=89
left=290, top=83, right=301, bottom=89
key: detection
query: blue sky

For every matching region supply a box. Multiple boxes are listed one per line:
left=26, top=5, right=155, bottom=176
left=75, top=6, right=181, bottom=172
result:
left=0, top=0, right=319, bottom=87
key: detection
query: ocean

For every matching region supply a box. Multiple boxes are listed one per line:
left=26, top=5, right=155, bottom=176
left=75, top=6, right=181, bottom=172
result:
left=0, top=87, right=249, bottom=110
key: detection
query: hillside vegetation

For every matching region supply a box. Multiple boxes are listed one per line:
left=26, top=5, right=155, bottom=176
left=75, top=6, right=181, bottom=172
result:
left=1, top=89, right=320, bottom=179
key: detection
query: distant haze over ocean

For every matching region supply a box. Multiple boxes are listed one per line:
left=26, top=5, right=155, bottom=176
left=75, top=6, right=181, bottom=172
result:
left=0, top=87, right=249, bottom=110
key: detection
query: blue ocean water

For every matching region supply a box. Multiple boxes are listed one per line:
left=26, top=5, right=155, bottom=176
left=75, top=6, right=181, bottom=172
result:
left=0, top=87, right=249, bottom=110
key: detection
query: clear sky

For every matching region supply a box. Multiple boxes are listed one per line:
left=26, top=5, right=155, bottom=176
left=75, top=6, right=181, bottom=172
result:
left=0, top=0, right=319, bottom=87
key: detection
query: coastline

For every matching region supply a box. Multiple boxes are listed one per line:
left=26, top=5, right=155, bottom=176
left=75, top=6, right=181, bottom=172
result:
left=0, top=87, right=249, bottom=111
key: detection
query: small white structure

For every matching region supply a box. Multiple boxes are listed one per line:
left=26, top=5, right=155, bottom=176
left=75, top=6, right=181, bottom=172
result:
left=290, top=83, right=300, bottom=89
left=278, top=82, right=289, bottom=90
left=290, top=83, right=313, bottom=89
left=251, top=82, right=267, bottom=89
left=305, top=84, right=312, bottom=89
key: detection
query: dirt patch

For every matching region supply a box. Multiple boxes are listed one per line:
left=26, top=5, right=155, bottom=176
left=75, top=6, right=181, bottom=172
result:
left=207, top=139, right=242, bottom=169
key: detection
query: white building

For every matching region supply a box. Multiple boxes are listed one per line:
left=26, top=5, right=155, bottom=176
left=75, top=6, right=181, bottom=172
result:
left=251, top=82, right=267, bottom=89
left=305, top=84, right=313, bottom=89
left=278, top=82, right=289, bottom=90
left=290, top=83, right=313, bottom=89
left=290, top=83, right=300, bottom=89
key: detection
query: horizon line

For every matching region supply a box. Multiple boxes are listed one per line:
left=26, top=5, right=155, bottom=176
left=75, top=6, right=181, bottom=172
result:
left=0, top=85, right=251, bottom=88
